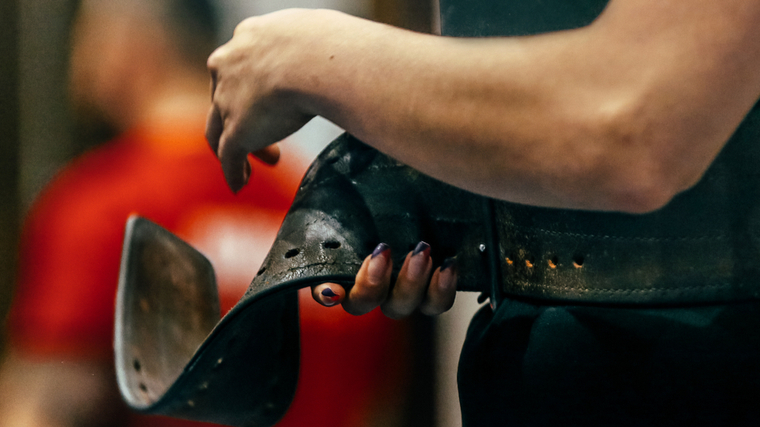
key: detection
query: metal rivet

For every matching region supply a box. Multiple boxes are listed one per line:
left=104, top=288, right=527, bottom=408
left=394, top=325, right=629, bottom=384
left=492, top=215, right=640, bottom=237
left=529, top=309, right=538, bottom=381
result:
left=478, top=244, right=486, bottom=252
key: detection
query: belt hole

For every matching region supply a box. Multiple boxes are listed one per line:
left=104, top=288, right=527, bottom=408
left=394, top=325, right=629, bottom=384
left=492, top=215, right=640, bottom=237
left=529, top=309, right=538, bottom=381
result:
left=133, top=359, right=141, bottom=372
left=548, top=256, right=558, bottom=269
left=322, top=241, right=341, bottom=249
left=257, top=266, right=266, bottom=275
left=284, top=248, right=301, bottom=258
left=573, top=255, right=585, bottom=268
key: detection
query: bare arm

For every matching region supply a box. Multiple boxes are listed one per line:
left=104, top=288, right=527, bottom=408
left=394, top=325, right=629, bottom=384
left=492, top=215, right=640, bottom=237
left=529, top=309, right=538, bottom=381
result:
left=207, top=0, right=760, bottom=213
left=206, top=1, right=760, bottom=315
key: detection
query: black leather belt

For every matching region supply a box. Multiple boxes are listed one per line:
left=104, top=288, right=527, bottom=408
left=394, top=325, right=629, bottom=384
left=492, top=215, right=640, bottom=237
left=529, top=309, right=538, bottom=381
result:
left=251, top=132, right=760, bottom=307
left=115, top=130, right=760, bottom=426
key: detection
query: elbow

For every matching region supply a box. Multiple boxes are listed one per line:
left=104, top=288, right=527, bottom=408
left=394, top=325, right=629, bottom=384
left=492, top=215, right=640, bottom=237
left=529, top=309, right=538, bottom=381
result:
left=587, top=131, right=705, bottom=215
left=603, top=176, right=680, bottom=214
left=594, top=147, right=705, bottom=215
left=583, top=101, right=711, bottom=214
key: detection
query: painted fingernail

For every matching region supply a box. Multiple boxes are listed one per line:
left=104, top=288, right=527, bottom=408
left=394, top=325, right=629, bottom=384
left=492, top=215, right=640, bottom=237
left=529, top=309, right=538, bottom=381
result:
left=412, top=241, right=430, bottom=257
left=320, top=287, right=341, bottom=306
left=439, top=257, right=458, bottom=291
left=409, top=241, right=431, bottom=278
left=371, top=243, right=390, bottom=259
left=368, top=243, right=391, bottom=281
left=321, top=288, right=338, bottom=298
left=320, top=288, right=340, bottom=307
left=441, top=256, right=457, bottom=272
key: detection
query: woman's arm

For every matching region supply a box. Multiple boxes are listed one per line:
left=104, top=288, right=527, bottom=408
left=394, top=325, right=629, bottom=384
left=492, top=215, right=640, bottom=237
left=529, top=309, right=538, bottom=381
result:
left=207, top=1, right=760, bottom=213
left=206, top=1, right=760, bottom=315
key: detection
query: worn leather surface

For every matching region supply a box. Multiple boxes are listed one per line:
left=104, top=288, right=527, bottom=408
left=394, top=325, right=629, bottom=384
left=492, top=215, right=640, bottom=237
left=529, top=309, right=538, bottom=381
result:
left=116, top=217, right=299, bottom=427
left=246, top=133, right=492, bottom=298
left=256, top=130, right=760, bottom=306
left=118, top=0, right=760, bottom=424
left=117, top=124, right=760, bottom=425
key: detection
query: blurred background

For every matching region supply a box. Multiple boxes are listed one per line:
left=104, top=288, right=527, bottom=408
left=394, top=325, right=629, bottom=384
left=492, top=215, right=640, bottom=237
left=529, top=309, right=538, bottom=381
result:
left=0, top=0, right=482, bottom=426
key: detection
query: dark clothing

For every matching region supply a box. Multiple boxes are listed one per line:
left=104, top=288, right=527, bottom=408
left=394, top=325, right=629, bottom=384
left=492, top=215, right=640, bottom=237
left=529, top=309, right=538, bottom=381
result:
left=441, top=0, right=760, bottom=425
left=458, top=299, right=760, bottom=426
left=440, top=0, right=607, bottom=37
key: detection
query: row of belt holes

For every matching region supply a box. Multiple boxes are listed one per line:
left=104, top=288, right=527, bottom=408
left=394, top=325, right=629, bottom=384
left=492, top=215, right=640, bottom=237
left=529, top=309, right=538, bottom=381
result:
left=256, top=241, right=343, bottom=276
left=284, top=240, right=342, bottom=259
left=133, top=359, right=148, bottom=393
left=505, top=254, right=585, bottom=269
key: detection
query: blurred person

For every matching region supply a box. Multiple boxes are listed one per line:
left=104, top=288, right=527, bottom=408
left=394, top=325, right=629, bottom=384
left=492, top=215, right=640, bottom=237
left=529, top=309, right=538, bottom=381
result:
left=0, top=0, right=414, bottom=426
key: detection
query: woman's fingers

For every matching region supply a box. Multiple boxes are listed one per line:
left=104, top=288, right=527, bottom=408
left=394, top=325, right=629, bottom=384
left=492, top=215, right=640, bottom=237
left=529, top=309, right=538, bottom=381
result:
left=205, top=103, right=250, bottom=192
left=381, top=242, right=433, bottom=319
left=311, top=243, right=395, bottom=314
left=310, top=244, right=394, bottom=312
left=310, top=243, right=457, bottom=318
left=218, top=138, right=251, bottom=193
left=420, top=257, right=458, bottom=315
left=205, top=105, right=222, bottom=155
left=342, top=243, right=393, bottom=315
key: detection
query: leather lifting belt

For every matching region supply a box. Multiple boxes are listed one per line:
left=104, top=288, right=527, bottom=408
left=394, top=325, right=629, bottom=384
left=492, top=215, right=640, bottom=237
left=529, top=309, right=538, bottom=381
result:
left=115, top=128, right=760, bottom=426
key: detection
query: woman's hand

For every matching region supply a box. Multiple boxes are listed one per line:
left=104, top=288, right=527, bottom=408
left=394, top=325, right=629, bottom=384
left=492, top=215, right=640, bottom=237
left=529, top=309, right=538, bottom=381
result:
left=312, top=242, right=458, bottom=318
left=205, top=9, right=339, bottom=192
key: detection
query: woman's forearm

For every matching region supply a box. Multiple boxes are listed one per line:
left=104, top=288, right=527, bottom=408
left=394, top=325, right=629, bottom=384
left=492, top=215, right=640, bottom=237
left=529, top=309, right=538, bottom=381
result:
left=209, top=2, right=760, bottom=212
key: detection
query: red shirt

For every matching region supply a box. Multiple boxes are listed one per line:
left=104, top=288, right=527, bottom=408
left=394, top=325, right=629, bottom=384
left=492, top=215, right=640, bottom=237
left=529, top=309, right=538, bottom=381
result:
left=9, top=123, right=410, bottom=427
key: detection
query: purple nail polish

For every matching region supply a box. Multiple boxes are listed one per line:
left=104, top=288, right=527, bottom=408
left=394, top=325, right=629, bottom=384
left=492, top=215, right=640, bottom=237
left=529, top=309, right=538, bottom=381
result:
left=441, top=256, right=457, bottom=272
left=320, top=287, right=340, bottom=303
left=412, top=241, right=430, bottom=256
left=371, top=243, right=390, bottom=259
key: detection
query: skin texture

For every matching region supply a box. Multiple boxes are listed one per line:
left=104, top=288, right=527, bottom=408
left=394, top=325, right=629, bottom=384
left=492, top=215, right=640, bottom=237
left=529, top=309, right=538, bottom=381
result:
left=205, top=1, right=760, bottom=315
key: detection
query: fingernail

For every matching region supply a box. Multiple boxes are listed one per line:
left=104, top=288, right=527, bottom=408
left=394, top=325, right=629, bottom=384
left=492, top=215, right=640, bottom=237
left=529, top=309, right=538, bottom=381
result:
left=321, top=288, right=338, bottom=298
left=412, top=241, right=430, bottom=257
left=320, top=287, right=340, bottom=306
left=440, top=256, right=457, bottom=273
left=368, top=243, right=390, bottom=280
left=371, top=243, right=390, bottom=259
left=409, top=241, right=431, bottom=278
left=439, top=257, right=458, bottom=291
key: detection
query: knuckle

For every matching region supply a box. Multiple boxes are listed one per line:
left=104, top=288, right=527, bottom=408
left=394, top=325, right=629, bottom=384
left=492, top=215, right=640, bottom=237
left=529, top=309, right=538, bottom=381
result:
left=234, top=17, right=258, bottom=35
left=207, top=48, right=223, bottom=69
